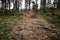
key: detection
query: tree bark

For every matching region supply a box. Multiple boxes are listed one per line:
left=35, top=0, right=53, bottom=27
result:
left=9, top=0, right=10, bottom=10
left=29, top=0, right=31, bottom=10
left=57, top=0, right=60, bottom=9
left=44, top=0, right=46, bottom=12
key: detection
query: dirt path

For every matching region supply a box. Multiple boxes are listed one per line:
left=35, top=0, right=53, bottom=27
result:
left=12, top=11, right=58, bottom=40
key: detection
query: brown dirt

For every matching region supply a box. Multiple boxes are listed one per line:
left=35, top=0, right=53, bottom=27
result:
left=11, top=11, right=58, bottom=40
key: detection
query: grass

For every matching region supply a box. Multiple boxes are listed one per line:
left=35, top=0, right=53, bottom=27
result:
left=42, top=14, right=60, bottom=28
left=38, top=10, right=60, bottom=38
left=0, top=15, right=20, bottom=40
left=38, top=10, right=60, bottom=29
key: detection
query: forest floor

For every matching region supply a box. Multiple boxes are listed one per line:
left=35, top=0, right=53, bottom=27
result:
left=12, top=11, right=58, bottom=40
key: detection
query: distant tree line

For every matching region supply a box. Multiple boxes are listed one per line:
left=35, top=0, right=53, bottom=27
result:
left=0, top=0, right=60, bottom=12
left=0, top=0, right=20, bottom=10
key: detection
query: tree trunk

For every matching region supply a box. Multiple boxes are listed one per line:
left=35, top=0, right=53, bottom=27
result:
left=9, top=0, right=10, bottom=10
left=5, top=0, right=6, bottom=10
left=25, top=0, right=29, bottom=10
left=43, top=0, right=46, bottom=12
left=29, top=0, right=31, bottom=10
left=57, top=0, right=60, bottom=9
left=36, top=0, right=38, bottom=10
left=17, top=0, right=19, bottom=11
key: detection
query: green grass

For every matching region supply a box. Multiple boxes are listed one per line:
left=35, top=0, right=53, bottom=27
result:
left=38, top=10, right=60, bottom=29
left=42, top=14, right=60, bottom=29
left=38, top=10, right=60, bottom=38
left=0, top=15, right=20, bottom=40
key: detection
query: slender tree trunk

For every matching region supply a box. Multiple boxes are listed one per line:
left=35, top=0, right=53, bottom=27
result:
left=15, top=0, right=17, bottom=10
left=43, top=0, right=46, bottom=13
left=9, top=0, right=10, bottom=10
left=17, top=0, right=19, bottom=12
left=16, top=0, right=19, bottom=11
left=13, top=0, right=15, bottom=11
left=57, top=0, right=60, bottom=9
left=29, top=0, right=31, bottom=10
left=40, top=0, right=44, bottom=9
left=25, top=0, right=29, bottom=10
left=36, top=0, right=38, bottom=10
left=1, top=0, right=4, bottom=9
left=5, top=0, right=6, bottom=10
left=25, top=0, right=27, bottom=10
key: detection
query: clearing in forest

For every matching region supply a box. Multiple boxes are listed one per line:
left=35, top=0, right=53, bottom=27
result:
left=12, top=11, right=58, bottom=40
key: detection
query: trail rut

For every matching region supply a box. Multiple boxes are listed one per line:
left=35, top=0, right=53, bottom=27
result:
left=12, top=11, right=58, bottom=40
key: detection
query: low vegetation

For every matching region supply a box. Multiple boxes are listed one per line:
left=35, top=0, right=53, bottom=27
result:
left=38, top=9, right=60, bottom=39
left=38, top=9, right=60, bottom=28
left=0, top=15, right=20, bottom=40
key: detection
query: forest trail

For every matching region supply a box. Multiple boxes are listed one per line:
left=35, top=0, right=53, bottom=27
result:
left=12, top=11, right=58, bottom=40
